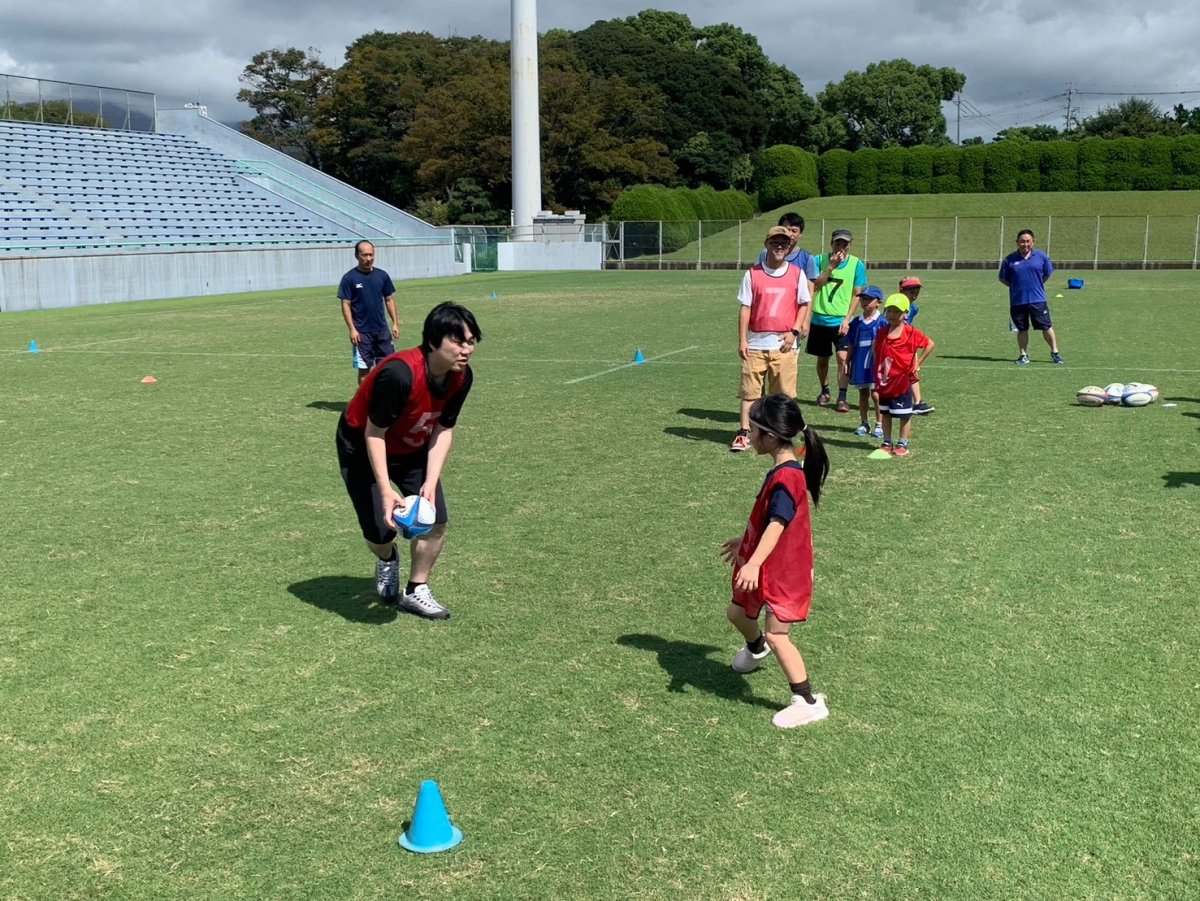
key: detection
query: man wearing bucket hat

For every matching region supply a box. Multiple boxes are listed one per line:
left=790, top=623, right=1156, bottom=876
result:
left=808, top=228, right=867, bottom=413
left=898, top=276, right=933, bottom=415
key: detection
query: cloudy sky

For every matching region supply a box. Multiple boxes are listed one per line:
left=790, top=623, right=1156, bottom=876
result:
left=2, top=1, right=1199, bottom=141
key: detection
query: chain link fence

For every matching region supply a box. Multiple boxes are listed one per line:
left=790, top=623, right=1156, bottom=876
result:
left=605, top=216, right=1200, bottom=270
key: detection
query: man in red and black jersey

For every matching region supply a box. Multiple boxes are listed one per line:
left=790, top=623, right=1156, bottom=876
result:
left=336, top=302, right=481, bottom=619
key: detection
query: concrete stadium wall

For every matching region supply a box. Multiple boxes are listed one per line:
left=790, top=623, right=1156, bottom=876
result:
left=498, top=241, right=603, bottom=271
left=0, top=242, right=470, bottom=312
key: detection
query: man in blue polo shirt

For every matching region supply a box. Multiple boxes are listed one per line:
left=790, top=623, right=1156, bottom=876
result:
left=999, top=229, right=1063, bottom=365
left=339, top=240, right=401, bottom=383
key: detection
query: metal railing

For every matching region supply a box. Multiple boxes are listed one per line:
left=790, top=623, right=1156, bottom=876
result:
left=442, top=223, right=608, bottom=271
left=607, top=216, right=1200, bottom=269
left=1, top=73, right=155, bottom=131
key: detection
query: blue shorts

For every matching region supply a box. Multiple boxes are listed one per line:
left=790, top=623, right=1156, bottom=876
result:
left=1010, top=303, right=1053, bottom=331
left=352, top=331, right=395, bottom=370
left=880, top=389, right=914, bottom=417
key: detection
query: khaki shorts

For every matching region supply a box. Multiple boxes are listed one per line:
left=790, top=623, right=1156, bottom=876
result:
left=739, top=348, right=797, bottom=400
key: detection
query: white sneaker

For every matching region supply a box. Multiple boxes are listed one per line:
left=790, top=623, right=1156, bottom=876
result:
left=731, top=643, right=773, bottom=673
left=772, top=693, right=829, bottom=729
left=399, top=584, right=450, bottom=620
left=375, top=554, right=399, bottom=601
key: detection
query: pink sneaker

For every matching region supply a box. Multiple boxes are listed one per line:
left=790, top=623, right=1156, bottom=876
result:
left=730, top=431, right=751, bottom=452
left=772, top=693, right=829, bottom=729
left=835, top=399, right=850, bottom=413
left=892, top=444, right=909, bottom=457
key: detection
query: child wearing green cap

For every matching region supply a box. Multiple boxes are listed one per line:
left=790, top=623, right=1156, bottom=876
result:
left=872, top=294, right=935, bottom=457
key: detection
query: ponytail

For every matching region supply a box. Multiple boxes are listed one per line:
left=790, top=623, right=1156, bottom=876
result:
left=800, top=425, right=829, bottom=507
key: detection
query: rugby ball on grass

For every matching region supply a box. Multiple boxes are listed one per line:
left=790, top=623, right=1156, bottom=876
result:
left=393, top=495, right=436, bottom=539
left=1122, top=385, right=1154, bottom=407
left=1104, top=383, right=1126, bottom=405
left=1076, top=386, right=1106, bottom=407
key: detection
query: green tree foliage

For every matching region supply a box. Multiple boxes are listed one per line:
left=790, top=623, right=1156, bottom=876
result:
left=537, top=68, right=676, bottom=219
left=237, top=47, right=333, bottom=167
left=993, top=124, right=1061, bottom=143
left=1079, top=98, right=1182, bottom=139
left=754, top=144, right=819, bottom=206
left=930, top=146, right=961, bottom=193
left=876, top=146, right=907, bottom=194
left=958, top=145, right=986, bottom=193
left=819, top=58, right=964, bottom=150
left=846, top=149, right=879, bottom=195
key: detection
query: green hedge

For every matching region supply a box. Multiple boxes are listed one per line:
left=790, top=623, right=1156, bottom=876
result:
left=1077, top=138, right=1108, bottom=191
left=846, top=149, right=879, bottom=196
left=931, top=147, right=961, bottom=194
left=1039, top=142, right=1078, bottom=192
left=1171, top=136, right=1200, bottom=190
left=754, top=145, right=818, bottom=209
left=903, top=146, right=934, bottom=194
left=818, top=149, right=851, bottom=197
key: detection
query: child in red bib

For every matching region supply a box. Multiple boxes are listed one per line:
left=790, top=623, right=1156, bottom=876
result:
left=720, top=394, right=832, bottom=729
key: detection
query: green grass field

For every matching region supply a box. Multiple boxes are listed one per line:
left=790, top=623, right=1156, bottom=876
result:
left=640, top=191, right=1200, bottom=265
left=2, top=268, right=1198, bottom=899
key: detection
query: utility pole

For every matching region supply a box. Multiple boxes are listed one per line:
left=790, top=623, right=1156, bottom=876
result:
left=1064, top=83, right=1079, bottom=133
left=955, top=91, right=962, bottom=144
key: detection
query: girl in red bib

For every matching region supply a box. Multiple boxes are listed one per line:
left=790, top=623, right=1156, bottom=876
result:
left=720, top=394, right=831, bottom=729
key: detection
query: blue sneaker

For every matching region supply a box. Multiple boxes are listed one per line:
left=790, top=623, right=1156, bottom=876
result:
left=1051, top=352, right=1064, bottom=365
left=854, top=422, right=869, bottom=436
left=872, top=423, right=884, bottom=439
left=1016, top=354, right=1030, bottom=366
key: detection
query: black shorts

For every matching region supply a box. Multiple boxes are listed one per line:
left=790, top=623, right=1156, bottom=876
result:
left=805, top=323, right=850, bottom=358
left=1010, top=303, right=1053, bottom=331
left=336, top=417, right=448, bottom=544
left=879, top=389, right=914, bottom=417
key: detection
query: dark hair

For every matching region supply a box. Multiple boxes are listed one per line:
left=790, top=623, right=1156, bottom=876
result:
left=1017, top=229, right=1035, bottom=240
left=778, top=212, right=805, bottom=231
left=354, top=240, right=374, bottom=257
left=422, top=302, right=482, bottom=352
left=748, top=394, right=830, bottom=506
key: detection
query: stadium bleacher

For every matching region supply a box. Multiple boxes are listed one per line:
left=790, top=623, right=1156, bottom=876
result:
left=0, top=119, right=352, bottom=250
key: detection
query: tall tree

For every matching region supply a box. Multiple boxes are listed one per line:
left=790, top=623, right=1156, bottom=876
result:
left=1079, top=98, right=1182, bottom=139
left=818, top=58, right=965, bottom=149
left=237, top=47, right=333, bottom=167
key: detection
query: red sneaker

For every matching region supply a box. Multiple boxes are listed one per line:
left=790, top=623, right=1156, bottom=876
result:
left=730, top=431, right=751, bottom=452
left=817, top=389, right=831, bottom=408
left=835, top=399, right=850, bottom=413
left=892, top=444, right=909, bottom=457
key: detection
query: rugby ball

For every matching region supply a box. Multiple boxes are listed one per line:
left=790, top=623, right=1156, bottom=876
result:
left=1076, top=386, right=1106, bottom=407
left=1122, top=385, right=1154, bottom=407
left=393, top=495, right=436, bottom=539
left=1145, top=384, right=1160, bottom=401
left=1104, top=383, right=1125, bottom=404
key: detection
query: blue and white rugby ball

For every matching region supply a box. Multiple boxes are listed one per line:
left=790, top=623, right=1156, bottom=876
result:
left=1122, top=384, right=1154, bottom=407
left=1103, top=383, right=1125, bottom=405
left=393, top=495, right=436, bottom=539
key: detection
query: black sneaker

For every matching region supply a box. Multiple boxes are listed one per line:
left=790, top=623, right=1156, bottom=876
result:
left=912, top=401, right=934, bottom=415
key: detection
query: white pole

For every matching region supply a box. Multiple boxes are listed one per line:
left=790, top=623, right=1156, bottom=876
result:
left=1093, top=216, right=1100, bottom=270
left=1143, top=215, right=1150, bottom=268
left=952, top=216, right=959, bottom=269
left=510, top=0, right=541, bottom=236
left=1193, top=215, right=1199, bottom=270
left=906, top=217, right=913, bottom=268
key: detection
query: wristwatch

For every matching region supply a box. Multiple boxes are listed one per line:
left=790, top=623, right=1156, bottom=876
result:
left=791, top=329, right=801, bottom=338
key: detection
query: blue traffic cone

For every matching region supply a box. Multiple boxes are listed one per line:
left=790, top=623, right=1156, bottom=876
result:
left=398, top=780, right=463, bottom=853
left=489, top=290, right=498, bottom=300
left=28, top=340, right=39, bottom=353
left=633, top=349, right=646, bottom=364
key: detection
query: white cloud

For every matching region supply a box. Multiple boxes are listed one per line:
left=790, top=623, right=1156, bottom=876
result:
left=1, top=0, right=1198, bottom=137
